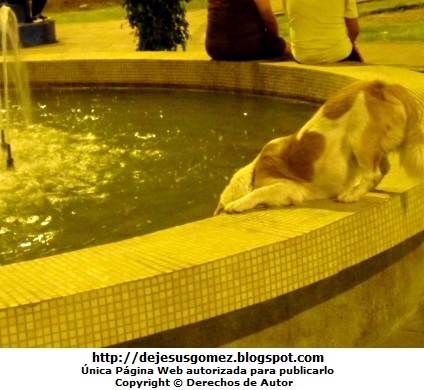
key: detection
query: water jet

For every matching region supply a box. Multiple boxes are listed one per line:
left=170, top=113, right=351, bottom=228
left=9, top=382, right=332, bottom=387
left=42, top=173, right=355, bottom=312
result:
left=0, top=4, right=31, bottom=169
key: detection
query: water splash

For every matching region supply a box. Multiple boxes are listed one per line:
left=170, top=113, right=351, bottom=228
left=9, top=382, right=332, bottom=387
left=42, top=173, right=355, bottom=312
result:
left=0, top=5, right=31, bottom=169
left=0, top=88, right=317, bottom=265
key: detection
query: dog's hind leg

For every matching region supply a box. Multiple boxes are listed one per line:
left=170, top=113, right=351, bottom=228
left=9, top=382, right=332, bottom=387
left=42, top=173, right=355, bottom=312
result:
left=224, top=180, right=309, bottom=213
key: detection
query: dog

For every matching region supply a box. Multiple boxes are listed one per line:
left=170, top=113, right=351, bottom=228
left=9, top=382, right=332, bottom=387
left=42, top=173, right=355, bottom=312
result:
left=215, top=80, right=424, bottom=215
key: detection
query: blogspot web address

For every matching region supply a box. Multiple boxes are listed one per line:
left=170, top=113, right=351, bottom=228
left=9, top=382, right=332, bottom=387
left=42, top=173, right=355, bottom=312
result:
left=82, top=351, right=335, bottom=388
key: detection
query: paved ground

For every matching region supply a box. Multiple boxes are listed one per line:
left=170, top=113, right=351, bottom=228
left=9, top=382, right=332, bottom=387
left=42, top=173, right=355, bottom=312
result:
left=21, top=9, right=424, bottom=348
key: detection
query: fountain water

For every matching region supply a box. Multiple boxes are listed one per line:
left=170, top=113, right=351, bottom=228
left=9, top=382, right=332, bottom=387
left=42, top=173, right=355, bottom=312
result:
left=0, top=4, right=31, bottom=169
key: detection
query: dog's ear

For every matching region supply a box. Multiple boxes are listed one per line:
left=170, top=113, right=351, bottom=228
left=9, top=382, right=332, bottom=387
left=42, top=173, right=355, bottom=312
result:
left=214, top=202, right=225, bottom=216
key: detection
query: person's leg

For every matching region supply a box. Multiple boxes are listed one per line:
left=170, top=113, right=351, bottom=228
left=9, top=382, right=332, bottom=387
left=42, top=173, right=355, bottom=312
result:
left=5, top=0, right=32, bottom=23
left=32, top=0, right=47, bottom=17
left=258, top=32, right=292, bottom=60
left=340, top=45, right=364, bottom=62
left=206, top=32, right=292, bottom=61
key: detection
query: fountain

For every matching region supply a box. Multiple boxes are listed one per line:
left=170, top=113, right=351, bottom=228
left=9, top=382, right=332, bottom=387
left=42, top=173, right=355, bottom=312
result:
left=0, top=5, right=422, bottom=347
left=0, top=4, right=31, bottom=169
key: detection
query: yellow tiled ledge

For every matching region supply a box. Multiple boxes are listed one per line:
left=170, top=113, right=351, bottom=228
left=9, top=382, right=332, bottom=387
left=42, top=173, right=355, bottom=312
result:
left=1, top=54, right=424, bottom=347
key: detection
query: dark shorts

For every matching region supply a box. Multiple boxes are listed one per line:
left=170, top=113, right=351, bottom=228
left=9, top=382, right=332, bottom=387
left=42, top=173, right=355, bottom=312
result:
left=341, top=45, right=364, bottom=62
left=206, top=32, right=287, bottom=61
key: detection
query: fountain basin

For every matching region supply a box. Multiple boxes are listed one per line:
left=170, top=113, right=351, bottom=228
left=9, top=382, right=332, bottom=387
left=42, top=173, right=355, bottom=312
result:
left=0, top=87, right=316, bottom=264
left=0, top=53, right=424, bottom=347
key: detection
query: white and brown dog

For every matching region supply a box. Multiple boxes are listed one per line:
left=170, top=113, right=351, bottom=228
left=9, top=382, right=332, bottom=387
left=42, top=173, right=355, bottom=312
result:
left=215, top=80, right=424, bottom=215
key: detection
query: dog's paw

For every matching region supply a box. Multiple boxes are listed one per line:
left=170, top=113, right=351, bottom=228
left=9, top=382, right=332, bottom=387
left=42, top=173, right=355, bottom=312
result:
left=337, top=191, right=361, bottom=203
left=214, top=202, right=226, bottom=216
left=224, top=199, right=252, bottom=214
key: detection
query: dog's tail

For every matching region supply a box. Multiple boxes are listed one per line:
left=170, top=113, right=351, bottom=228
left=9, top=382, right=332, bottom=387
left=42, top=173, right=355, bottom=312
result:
left=398, top=88, right=424, bottom=179
left=214, top=157, right=258, bottom=215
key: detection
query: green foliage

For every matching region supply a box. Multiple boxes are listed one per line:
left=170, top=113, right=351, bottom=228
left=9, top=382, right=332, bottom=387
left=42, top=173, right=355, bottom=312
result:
left=122, top=0, right=191, bottom=51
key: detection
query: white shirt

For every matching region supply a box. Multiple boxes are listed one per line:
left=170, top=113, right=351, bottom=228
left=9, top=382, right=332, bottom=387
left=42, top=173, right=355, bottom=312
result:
left=283, top=0, right=358, bottom=64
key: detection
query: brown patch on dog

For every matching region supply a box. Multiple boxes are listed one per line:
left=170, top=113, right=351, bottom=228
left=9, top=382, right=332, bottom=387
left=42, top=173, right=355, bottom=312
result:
left=323, top=85, right=361, bottom=120
left=323, top=80, right=392, bottom=120
left=287, top=132, right=326, bottom=181
left=254, top=131, right=325, bottom=187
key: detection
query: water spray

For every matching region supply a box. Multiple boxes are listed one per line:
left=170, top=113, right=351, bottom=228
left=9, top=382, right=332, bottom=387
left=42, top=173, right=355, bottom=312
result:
left=0, top=4, right=25, bottom=170
left=0, top=5, right=32, bottom=170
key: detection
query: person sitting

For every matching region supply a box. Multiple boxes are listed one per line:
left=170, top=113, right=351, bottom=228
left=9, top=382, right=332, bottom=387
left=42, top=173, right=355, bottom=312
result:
left=206, top=0, right=292, bottom=61
left=282, top=0, right=363, bottom=64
